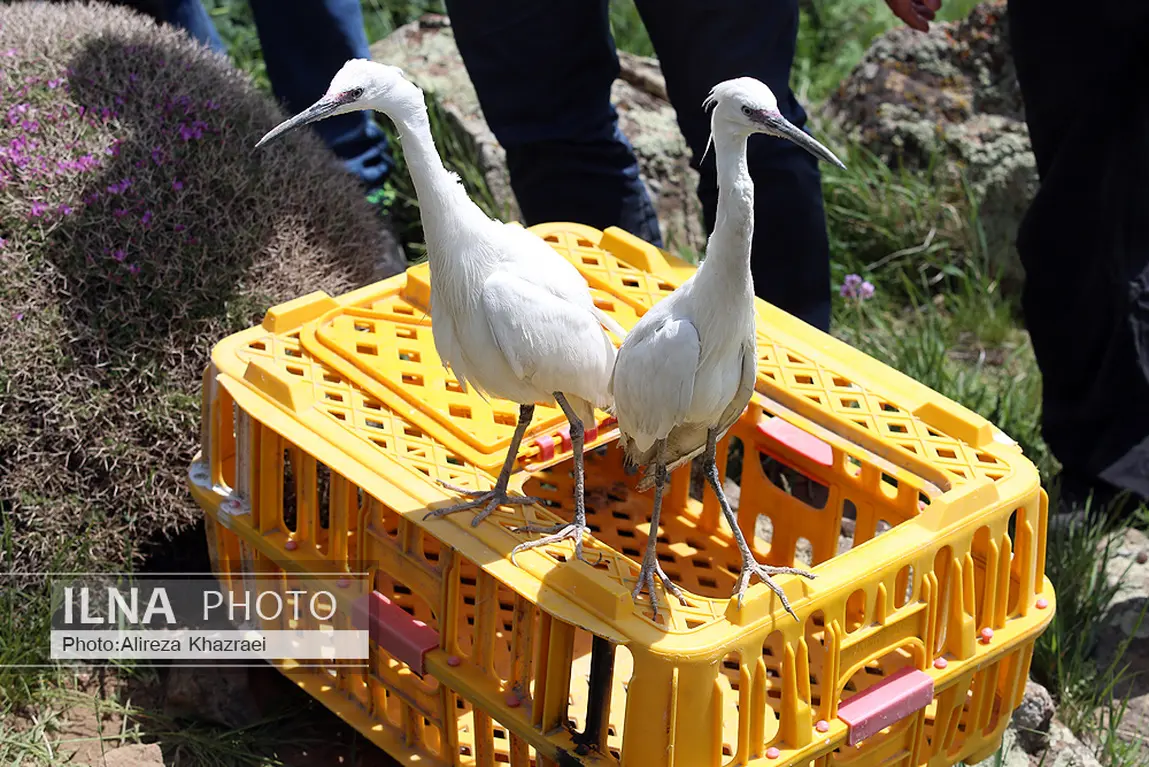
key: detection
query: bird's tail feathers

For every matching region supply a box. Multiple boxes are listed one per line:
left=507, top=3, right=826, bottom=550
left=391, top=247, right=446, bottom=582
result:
left=634, top=444, right=705, bottom=492
left=594, top=307, right=627, bottom=340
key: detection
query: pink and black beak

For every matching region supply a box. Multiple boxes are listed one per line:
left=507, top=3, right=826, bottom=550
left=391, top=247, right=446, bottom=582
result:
left=751, top=110, right=846, bottom=170
left=255, top=87, right=364, bottom=149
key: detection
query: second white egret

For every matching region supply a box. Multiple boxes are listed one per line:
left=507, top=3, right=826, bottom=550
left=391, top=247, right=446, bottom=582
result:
left=610, top=77, right=846, bottom=620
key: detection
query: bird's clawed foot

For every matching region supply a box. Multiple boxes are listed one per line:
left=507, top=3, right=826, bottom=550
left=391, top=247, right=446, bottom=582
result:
left=733, top=560, right=816, bottom=621
left=631, top=556, right=688, bottom=621
left=509, top=523, right=599, bottom=567
left=423, top=481, right=542, bottom=528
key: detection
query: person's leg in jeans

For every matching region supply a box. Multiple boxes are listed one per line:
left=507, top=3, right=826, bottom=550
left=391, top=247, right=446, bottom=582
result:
left=632, top=0, right=832, bottom=331
left=443, top=0, right=662, bottom=247
left=164, top=0, right=394, bottom=194
left=1009, top=0, right=1149, bottom=513
left=247, top=0, right=394, bottom=195
left=164, top=0, right=226, bottom=54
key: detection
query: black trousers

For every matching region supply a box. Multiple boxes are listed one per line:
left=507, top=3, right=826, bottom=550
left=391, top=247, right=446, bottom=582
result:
left=443, top=0, right=833, bottom=330
left=1008, top=0, right=1149, bottom=500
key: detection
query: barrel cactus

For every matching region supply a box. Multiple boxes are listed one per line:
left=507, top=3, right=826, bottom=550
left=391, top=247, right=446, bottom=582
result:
left=0, top=1, right=401, bottom=573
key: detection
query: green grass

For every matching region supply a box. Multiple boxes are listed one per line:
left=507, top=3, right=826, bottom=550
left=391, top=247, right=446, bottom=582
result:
left=0, top=513, right=113, bottom=709
left=822, top=136, right=1144, bottom=767
left=820, top=141, right=1051, bottom=477
left=0, top=678, right=350, bottom=767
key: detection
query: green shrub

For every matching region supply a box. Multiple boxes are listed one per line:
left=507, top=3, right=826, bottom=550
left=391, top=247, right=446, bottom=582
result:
left=0, top=1, right=391, bottom=575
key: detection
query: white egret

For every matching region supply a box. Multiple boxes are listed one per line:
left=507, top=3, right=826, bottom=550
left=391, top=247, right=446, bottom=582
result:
left=255, top=60, right=625, bottom=563
left=609, top=78, right=846, bottom=620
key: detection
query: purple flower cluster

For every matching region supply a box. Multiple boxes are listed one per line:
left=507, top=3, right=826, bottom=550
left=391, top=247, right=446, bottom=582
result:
left=2, top=52, right=229, bottom=285
left=178, top=120, right=209, bottom=141
left=160, top=93, right=222, bottom=145
left=0, top=74, right=119, bottom=193
left=840, top=273, right=875, bottom=301
left=25, top=200, right=75, bottom=220
left=57, top=154, right=101, bottom=174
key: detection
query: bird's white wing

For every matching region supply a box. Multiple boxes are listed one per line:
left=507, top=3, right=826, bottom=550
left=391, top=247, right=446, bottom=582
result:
left=429, top=293, right=474, bottom=395
left=714, top=340, right=757, bottom=437
left=632, top=339, right=754, bottom=491
left=610, top=316, right=701, bottom=454
left=499, top=224, right=627, bottom=340
left=480, top=270, right=616, bottom=407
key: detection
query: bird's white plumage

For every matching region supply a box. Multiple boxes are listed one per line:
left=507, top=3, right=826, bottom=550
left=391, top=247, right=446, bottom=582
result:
left=422, top=218, right=619, bottom=428
left=610, top=312, right=700, bottom=455
left=610, top=270, right=758, bottom=483
left=615, top=76, right=842, bottom=617
left=610, top=76, right=843, bottom=487
left=256, top=58, right=625, bottom=545
left=292, top=61, right=623, bottom=421
left=481, top=270, right=615, bottom=425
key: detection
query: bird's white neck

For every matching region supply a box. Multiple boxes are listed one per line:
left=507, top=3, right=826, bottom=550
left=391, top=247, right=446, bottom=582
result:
left=386, top=99, right=493, bottom=273
left=695, top=127, right=755, bottom=300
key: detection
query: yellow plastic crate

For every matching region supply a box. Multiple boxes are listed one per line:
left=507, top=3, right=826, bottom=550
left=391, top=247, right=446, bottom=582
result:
left=188, top=222, right=1055, bottom=767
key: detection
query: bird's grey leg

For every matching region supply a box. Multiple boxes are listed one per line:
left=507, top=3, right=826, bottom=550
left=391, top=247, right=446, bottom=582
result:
left=702, top=428, right=815, bottom=621
left=510, top=393, right=598, bottom=567
left=424, top=404, right=543, bottom=527
left=630, top=443, right=689, bottom=621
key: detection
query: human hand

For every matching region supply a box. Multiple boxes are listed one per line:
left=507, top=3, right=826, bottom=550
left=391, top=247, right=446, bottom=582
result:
left=884, top=0, right=941, bottom=32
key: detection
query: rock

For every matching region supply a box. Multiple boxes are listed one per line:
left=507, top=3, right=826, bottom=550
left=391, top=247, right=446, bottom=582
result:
left=1047, top=720, right=1103, bottom=767
left=1012, top=679, right=1055, bottom=753
left=819, top=1, right=1035, bottom=283
left=163, top=666, right=262, bottom=728
left=370, top=14, right=706, bottom=254
left=999, top=726, right=1034, bottom=767
left=1102, top=526, right=1149, bottom=641
left=1097, top=526, right=1149, bottom=748
left=102, top=743, right=165, bottom=767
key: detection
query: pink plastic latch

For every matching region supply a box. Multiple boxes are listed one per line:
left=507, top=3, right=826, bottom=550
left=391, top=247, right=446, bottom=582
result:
left=838, top=666, right=934, bottom=747
left=585, top=423, right=599, bottom=443
left=352, top=591, right=440, bottom=676
left=758, top=417, right=833, bottom=467
left=533, top=434, right=556, bottom=462
left=557, top=426, right=573, bottom=453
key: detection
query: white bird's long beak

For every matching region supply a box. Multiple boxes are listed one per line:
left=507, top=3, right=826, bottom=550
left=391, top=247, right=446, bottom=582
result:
left=255, top=97, right=343, bottom=149
left=755, top=111, right=846, bottom=170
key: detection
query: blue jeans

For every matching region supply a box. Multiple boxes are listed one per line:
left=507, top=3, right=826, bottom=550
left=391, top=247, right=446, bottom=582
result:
left=166, top=0, right=394, bottom=195
left=443, top=0, right=832, bottom=330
